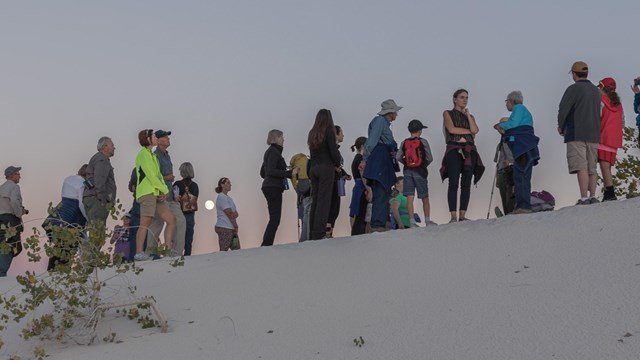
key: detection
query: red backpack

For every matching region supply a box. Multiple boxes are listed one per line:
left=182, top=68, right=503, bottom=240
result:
left=403, top=138, right=424, bottom=168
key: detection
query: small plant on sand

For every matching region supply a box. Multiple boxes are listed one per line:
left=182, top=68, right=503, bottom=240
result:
left=0, top=201, right=182, bottom=356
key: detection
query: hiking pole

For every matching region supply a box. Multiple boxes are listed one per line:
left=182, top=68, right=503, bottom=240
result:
left=486, top=165, right=498, bottom=219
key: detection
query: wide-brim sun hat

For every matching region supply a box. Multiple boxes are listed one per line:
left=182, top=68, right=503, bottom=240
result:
left=378, top=99, right=403, bottom=116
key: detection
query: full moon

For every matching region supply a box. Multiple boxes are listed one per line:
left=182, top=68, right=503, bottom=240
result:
left=205, top=200, right=215, bottom=210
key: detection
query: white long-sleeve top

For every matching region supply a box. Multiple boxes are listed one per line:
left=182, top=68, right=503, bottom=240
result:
left=61, top=175, right=87, bottom=220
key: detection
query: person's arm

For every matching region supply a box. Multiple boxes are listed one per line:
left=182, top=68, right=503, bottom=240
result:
left=443, top=111, right=473, bottom=135
left=396, top=140, right=405, bottom=164
left=390, top=199, right=404, bottom=229
left=558, top=87, right=575, bottom=134
left=77, top=182, right=88, bottom=220
left=9, top=186, right=24, bottom=217
left=325, top=129, right=342, bottom=167
left=466, top=110, right=479, bottom=135
left=421, top=139, right=433, bottom=166
left=634, top=93, right=640, bottom=114
left=92, top=158, right=111, bottom=202
left=364, top=117, right=385, bottom=156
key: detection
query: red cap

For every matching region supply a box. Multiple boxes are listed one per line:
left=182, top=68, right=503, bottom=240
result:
left=599, top=77, right=616, bottom=90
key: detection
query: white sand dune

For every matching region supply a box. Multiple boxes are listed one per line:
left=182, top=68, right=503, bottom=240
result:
left=2, top=199, right=639, bottom=360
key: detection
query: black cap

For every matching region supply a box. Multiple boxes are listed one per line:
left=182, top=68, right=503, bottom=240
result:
left=155, top=130, right=172, bottom=138
left=408, top=119, right=428, bottom=133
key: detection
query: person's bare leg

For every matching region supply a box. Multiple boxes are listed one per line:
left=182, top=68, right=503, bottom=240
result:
left=577, top=170, right=589, bottom=198
left=588, top=172, right=597, bottom=198
left=422, top=197, right=431, bottom=224
left=160, top=209, right=176, bottom=249
left=599, top=161, right=613, bottom=187
left=406, top=195, right=415, bottom=225
left=449, top=211, right=457, bottom=222
left=136, top=216, right=153, bottom=253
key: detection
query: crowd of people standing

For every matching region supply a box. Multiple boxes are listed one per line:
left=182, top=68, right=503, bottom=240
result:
left=0, top=61, right=638, bottom=275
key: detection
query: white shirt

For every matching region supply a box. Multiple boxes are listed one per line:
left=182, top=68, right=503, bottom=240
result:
left=215, top=192, right=237, bottom=230
left=61, top=175, right=87, bottom=220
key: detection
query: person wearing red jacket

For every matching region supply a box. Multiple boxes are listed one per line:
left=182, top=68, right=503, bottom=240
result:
left=597, top=77, right=624, bottom=201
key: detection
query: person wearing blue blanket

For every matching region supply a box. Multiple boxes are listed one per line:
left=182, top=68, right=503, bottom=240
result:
left=363, top=99, right=402, bottom=232
left=494, top=91, right=540, bottom=214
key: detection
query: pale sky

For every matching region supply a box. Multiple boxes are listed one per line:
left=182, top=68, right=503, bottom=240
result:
left=1, top=0, right=639, bottom=273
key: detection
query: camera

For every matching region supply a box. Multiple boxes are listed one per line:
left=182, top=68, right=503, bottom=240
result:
left=84, top=179, right=95, bottom=189
left=634, top=78, right=640, bottom=87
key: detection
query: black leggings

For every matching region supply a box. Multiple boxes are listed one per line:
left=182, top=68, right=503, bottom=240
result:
left=444, top=149, right=475, bottom=212
left=261, top=187, right=283, bottom=246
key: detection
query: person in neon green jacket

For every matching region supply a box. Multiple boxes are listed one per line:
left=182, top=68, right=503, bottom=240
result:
left=133, top=129, right=176, bottom=261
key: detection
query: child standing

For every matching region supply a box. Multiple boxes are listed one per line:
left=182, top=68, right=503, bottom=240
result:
left=390, top=177, right=411, bottom=229
left=110, top=213, right=131, bottom=261
left=396, top=120, right=434, bottom=226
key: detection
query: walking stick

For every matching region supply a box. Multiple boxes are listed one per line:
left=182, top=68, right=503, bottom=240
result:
left=486, top=165, right=498, bottom=219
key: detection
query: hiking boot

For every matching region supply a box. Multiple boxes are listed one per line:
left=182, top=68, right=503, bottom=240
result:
left=511, top=208, right=533, bottom=215
left=134, top=252, right=152, bottom=261
left=589, top=197, right=600, bottom=204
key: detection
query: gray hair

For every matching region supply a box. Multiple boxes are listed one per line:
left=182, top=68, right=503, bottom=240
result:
left=179, top=162, right=195, bottom=179
left=506, top=91, right=523, bottom=104
left=266, top=129, right=283, bottom=145
left=97, top=136, right=112, bottom=151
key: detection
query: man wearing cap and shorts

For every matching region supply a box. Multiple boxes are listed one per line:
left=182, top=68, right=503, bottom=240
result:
left=558, top=61, right=601, bottom=205
left=83, top=136, right=117, bottom=230
left=145, top=130, right=186, bottom=257
left=0, top=166, right=27, bottom=276
left=396, top=119, right=434, bottom=226
left=363, top=99, right=402, bottom=232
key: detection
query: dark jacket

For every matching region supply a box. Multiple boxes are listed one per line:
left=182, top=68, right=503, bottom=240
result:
left=557, top=80, right=601, bottom=143
left=261, top=144, right=292, bottom=190
left=502, top=125, right=540, bottom=171
left=309, top=127, right=342, bottom=168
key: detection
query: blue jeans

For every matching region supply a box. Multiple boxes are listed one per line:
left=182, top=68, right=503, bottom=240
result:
left=183, top=212, right=195, bottom=255
left=513, top=154, right=533, bottom=210
left=370, top=181, right=391, bottom=228
left=128, top=199, right=140, bottom=260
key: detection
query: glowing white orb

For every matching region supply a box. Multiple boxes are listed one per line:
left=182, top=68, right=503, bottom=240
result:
left=205, top=200, right=215, bottom=210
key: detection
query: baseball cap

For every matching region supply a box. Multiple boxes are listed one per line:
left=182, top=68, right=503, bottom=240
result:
left=154, top=130, right=172, bottom=138
left=570, top=61, right=588, bottom=73
left=408, top=119, right=428, bottom=133
left=4, top=166, right=21, bottom=177
left=598, top=77, right=616, bottom=90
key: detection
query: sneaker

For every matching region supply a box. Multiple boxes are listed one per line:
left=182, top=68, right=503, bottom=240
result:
left=426, top=221, right=438, bottom=226
left=511, top=208, right=533, bottom=215
left=370, top=227, right=387, bottom=233
left=576, top=199, right=590, bottom=205
left=134, top=252, right=152, bottom=261
left=459, top=217, right=470, bottom=222
left=589, top=197, right=600, bottom=204
left=448, top=218, right=457, bottom=224
left=169, top=249, right=181, bottom=258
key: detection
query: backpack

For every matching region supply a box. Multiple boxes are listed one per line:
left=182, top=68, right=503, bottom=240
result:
left=402, top=138, right=424, bottom=168
left=289, top=153, right=311, bottom=196
left=530, top=190, right=555, bottom=212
